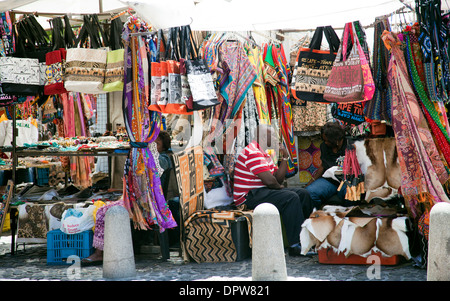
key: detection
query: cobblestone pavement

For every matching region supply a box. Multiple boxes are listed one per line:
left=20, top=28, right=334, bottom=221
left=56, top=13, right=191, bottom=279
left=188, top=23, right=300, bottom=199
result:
left=0, top=234, right=427, bottom=282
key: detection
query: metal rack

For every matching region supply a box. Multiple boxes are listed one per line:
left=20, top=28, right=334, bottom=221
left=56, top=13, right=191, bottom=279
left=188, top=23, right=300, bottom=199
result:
left=5, top=103, right=129, bottom=255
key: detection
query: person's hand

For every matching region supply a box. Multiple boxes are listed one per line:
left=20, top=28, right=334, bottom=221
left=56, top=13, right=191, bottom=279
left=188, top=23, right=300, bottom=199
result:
left=279, top=144, right=289, bottom=159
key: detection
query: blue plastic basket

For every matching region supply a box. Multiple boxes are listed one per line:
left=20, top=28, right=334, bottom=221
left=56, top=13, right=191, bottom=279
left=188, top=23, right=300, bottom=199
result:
left=36, top=167, right=49, bottom=186
left=47, top=229, right=94, bottom=265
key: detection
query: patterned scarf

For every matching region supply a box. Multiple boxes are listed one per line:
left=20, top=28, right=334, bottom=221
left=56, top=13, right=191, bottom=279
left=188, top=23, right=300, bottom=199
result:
left=263, top=43, right=298, bottom=177
left=404, top=31, right=450, bottom=168
left=364, top=18, right=392, bottom=123
left=383, top=31, right=450, bottom=224
left=122, top=17, right=176, bottom=231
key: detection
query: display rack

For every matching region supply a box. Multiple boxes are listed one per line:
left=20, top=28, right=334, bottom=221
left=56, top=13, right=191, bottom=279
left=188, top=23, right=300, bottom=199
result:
left=5, top=103, right=129, bottom=255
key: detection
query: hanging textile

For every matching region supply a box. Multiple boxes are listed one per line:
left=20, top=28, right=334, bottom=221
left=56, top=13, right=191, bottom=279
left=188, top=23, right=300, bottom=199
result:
left=205, top=39, right=257, bottom=154
left=364, top=19, right=393, bottom=123
left=245, top=44, right=271, bottom=124
left=382, top=31, right=450, bottom=232
left=417, top=0, right=450, bottom=104
left=121, top=16, right=176, bottom=231
left=404, top=28, right=450, bottom=168
left=263, top=43, right=298, bottom=177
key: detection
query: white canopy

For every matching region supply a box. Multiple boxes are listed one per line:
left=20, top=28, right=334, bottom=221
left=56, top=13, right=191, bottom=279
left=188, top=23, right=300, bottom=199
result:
left=3, top=0, right=419, bottom=31
left=2, top=0, right=126, bottom=14
left=188, top=0, right=409, bottom=31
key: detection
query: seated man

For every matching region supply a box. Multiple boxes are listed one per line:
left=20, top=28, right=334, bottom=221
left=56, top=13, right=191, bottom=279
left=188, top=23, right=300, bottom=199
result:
left=306, top=121, right=348, bottom=209
left=233, top=124, right=313, bottom=256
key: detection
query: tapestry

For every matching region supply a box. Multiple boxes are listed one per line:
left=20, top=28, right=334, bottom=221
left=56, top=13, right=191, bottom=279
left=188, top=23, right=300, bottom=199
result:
left=172, top=145, right=205, bottom=222
left=297, top=136, right=322, bottom=184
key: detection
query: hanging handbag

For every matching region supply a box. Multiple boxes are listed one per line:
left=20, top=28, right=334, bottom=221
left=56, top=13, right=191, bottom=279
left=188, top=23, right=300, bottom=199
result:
left=64, top=16, right=108, bottom=94
left=64, top=15, right=108, bottom=94
left=43, top=15, right=76, bottom=95
left=0, top=56, right=41, bottom=96
left=331, top=102, right=366, bottom=126
left=0, top=85, right=16, bottom=107
left=184, top=25, right=220, bottom=111
left=149, top=30, right=166, bottom=112
left=323, top=22, right=365, bottom=103
left=44, top=48, right=67, bottom=95
left=64, top=47, right=107, bottom=94
left=165, top=26, right=193, bottom=115
left=11, top=14, right=51, bottom=96
left=103, top=48, right=125, bottom=92
left=291, top=26, right=340, bottom=104
left=353, top=21, right=375, bottom=102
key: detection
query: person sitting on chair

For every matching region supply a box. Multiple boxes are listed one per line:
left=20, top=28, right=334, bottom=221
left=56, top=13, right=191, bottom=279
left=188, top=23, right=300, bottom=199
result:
left=305, top=121, right=348, bottom=209
left=233, top=123, right=313, bottom=256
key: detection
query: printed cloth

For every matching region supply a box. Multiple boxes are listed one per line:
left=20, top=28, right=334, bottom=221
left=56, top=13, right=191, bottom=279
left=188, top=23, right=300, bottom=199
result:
left=383, top=31, right=450, bottom=223
left=122, top=17, right=176, bottom=231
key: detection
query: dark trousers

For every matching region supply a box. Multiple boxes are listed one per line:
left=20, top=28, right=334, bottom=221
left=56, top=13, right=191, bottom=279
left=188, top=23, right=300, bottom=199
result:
left=244, top=187, right=313, bottom=246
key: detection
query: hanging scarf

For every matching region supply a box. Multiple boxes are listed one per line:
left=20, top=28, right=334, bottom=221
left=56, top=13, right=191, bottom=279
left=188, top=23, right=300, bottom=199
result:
left=364, top=18, right=392, bottom=123
left=263, top=43, right=298, bottom=177
left=382, top=31, right=450, bottom=225
left=404, top=31, right=450, bottom=168
left=122, top=16, right=176, bottom=231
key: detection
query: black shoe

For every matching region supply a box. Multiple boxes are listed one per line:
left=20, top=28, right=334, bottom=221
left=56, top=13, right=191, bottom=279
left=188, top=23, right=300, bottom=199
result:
left=288, top=245, right=316, bottom=257
left=288, top=244, right=303, bottom=257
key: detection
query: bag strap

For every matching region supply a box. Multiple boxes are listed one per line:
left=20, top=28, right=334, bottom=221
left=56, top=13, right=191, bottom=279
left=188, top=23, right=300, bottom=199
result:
left=27, top=14, right=50, bottom=47
left=63, top=15, right=75, bottom=48
left=156, top=29, right=166, bottom=62
left=171, top=27, right=181, bottom=61
left=185, top=25, right=198, bottom=60
left=341, top=22, right=354, bottom=61
left=164, top=28, right=172, bottom=61
left=308, top=26, right=340, bottom=54
left=91, top=14, right=109, bottom=47
left=308, top=26, right=324, bottom=50
left=324, top=26, right=340, bottom=53
left=109, top=17, right=123, bottom=50
left=75, top=15, right=104, bottom=49
left=51, top=17, right=65, bottom=51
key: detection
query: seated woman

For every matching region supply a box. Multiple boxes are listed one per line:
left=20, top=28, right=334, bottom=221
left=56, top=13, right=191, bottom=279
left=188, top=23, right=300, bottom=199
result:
left=305, top=121, right=348, bottom=209
left=81, top=131, right=177, bottom=266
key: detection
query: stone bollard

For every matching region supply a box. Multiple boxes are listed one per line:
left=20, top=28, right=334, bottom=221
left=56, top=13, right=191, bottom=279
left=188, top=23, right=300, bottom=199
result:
left=252, top=203, right=287, bottom=281
left=427, top=202, right=450, bottom=281
left=103, top=206, right=136, bottom=279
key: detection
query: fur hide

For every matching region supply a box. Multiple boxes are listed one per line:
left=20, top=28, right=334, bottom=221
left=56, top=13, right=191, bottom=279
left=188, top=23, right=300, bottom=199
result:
left=354, top=138, right=402, bottom=202
left=300, top=205, right=411, bottom=259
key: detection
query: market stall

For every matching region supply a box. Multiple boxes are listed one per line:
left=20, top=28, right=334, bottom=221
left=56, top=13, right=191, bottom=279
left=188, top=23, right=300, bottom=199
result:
left=0, top=0, right=448, bottom=269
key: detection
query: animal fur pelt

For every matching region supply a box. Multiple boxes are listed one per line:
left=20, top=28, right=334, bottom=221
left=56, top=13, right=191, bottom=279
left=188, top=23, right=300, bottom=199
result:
left=300, top=205, right=411, bottom=259
left=354, top=138, right=401, bottom=202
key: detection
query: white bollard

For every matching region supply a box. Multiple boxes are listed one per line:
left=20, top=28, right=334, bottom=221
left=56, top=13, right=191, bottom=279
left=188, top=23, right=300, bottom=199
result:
left=427, top=202, right=450, bottom=281
left=103, top=206, right=136, bottom=279
left=252, top=203, right=287, bottom=281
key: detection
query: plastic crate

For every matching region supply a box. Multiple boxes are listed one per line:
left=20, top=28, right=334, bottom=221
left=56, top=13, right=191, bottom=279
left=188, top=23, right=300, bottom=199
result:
left=36, top=167, right=49, bottom=186
left=47, top=229, right=94, bottom=265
